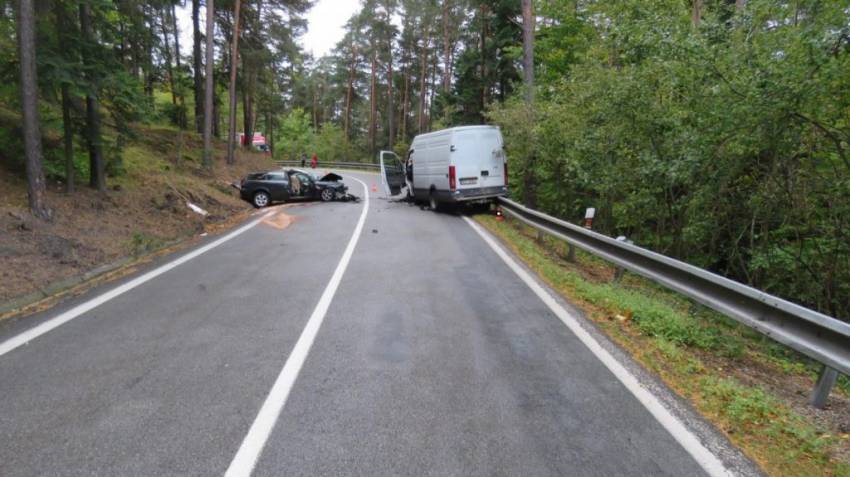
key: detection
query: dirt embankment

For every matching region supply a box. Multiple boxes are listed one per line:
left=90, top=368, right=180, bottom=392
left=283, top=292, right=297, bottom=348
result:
left=0, top=126, right=275, bottom=306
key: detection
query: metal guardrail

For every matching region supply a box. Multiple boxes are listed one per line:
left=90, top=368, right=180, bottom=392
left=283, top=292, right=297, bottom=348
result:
left=275, top=160, right=380, bottom=172
left=497, top=197, right=850, bottom=408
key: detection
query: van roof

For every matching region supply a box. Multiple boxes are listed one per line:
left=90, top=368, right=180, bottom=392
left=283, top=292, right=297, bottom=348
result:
left=412, top=125, right=500, bottom=141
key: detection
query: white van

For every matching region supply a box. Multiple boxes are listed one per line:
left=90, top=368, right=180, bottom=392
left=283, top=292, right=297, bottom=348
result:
left=380, top=126, right=508, bottom=210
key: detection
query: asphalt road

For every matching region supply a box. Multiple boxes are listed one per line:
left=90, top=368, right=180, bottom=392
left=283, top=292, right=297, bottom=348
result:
left=0, top=172, right=755, bottom=476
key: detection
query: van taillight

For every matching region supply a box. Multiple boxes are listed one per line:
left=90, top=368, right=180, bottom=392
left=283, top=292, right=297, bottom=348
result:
left=504, top=162, right=508, bottom=186
left=449, top=165, right=457, bottom=191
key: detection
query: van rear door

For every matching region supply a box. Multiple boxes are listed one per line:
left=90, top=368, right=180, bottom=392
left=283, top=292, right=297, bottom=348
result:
left=451, top=128, right=505, bottom=191
left=379, top=150, right=405, bottom=197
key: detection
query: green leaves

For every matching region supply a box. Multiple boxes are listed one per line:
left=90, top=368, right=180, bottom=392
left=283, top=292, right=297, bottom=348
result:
left=488, top=0, right=850, bottom=321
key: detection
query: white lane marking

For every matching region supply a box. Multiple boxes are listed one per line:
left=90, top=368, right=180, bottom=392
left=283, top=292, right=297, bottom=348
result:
left=0, top=210, right=276, bottom=358
left=463, top=217, right=733, bottom=477
left=225, top=177, right=370, bottom=477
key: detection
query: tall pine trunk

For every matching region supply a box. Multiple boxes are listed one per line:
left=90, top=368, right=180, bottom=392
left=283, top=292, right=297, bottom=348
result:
left=692, top=0, right=703, bottom=27
left=17, top=0, right=50, bottom=218
left=442, top=1, right=451, bottom=94
left=521, top=0, right=536, bottom=207
left=226, top=0, right=242, bottom=164
left=387, top=56, right=394, bottom=147
left=401, top=64, right=408, bottom=141
left=417, top=30, right=430, bottom=134
left=170, top=3, right=186, bottom=129
left=368, top=49, right=377, bottom=153
left=385, top=9, right=394, bottom=148
left=344, top=44, right=357, bottom=140
left=193, top=0, right=204, bottom=133
left=55, top=2, right=74, bottom=193
left=479, top=4, right=488, bottom=117
left=160, top=9, right=178, bottom=108
left=202, top=0, right=215, bottom=169
left=61, top=84, right=74, bottom=194
left=80, top=2, right=105, bottom=192
left=243, top=83, right=254, bottom=149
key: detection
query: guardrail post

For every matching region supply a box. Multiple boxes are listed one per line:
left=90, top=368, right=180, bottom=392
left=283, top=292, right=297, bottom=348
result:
left=810, top=365, right=839, bottom=409
left=536, top=229, right=544, bottom=244
left=612, top=236, right=632, bottom=284
left=566, top=243, right=576, bottom=263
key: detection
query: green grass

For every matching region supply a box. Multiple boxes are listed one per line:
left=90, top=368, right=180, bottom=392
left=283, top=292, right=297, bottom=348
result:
left=128, top=232, right=164, bottom=257
left=476, top=214, right=850, bottom=477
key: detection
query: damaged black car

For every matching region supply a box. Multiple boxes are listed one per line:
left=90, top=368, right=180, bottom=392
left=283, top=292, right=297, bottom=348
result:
left=238, top=169, right=355, bottom=208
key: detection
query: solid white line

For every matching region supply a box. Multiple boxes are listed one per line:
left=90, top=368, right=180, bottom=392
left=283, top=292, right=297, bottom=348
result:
left=463, top=217, right=733, bottom=477
left=225, top=177, right=370, bottom=477
left=0, top=210, right=275, bottom=358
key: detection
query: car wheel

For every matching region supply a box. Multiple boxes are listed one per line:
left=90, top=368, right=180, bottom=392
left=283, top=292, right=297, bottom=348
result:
left=253, top=191, right=270, bottom=208
left=429, top=191, right=440, bottom=212
left=321, top=188, right=335, bottom=202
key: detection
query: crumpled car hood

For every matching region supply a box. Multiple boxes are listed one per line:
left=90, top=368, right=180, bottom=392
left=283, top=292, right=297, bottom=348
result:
left=318, top=172, right=343, bottom=182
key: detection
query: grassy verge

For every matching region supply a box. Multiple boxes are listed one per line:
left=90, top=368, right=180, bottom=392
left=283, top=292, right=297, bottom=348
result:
left=476, top=214, right=850, bottom=477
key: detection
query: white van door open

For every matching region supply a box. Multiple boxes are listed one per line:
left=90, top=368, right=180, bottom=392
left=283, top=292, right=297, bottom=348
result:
left=379, top=150, right=406, bottom=198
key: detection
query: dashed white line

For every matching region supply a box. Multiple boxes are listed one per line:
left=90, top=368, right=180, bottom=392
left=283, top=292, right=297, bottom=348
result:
left=463, top=216, right=733, bottom=477
left=225, top=177, right=370, bottom=477
left=0, top=210, right=276, bottom=358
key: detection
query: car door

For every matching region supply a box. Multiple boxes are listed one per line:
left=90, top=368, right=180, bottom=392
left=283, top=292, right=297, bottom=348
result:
left=290, top=172, right=315, bottom=199
left=265, top=172, right=290, bottom=201
left=379, top=150, right=405, bottom=197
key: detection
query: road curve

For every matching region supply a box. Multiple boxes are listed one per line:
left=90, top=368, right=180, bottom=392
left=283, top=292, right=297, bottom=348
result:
left=0, top=171, right=753, bottom=476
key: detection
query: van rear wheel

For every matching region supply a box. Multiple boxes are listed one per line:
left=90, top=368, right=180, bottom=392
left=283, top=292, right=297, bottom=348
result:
left=429, top=192, right=440, bottom=212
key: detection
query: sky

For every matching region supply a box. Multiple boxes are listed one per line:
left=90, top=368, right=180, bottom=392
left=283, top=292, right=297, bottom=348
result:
left=302, top=0, right=361, bottom=58
left=175, top=0, right=360, bottom=60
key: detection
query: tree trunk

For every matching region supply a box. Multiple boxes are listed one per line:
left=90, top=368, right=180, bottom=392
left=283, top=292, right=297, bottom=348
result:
left=160, top=9, right=178, bottom=107
left=143, top=5, right=154, bottom=98
left=214, top=92, right=221, bottom=138
left=418, top=31, right=430, bottom=134
left=170, top=3, right=186, bottom=129
left=480, top=5, right=488, bottom=115
left=368, top=49, right=377, bottom=153
left=80, top=2, right=105, bottom=192
left=243, top=88, right=254, bottom=150
left=692, top=0, right=702, bottom=27
left=266, top=111, right=274, bottom=153
left=442, top=0, right=451, bottom=94
left=401, top=63, right=408, bottom=141
left=521, top=0, right=534, bottom=106
left=193, top=0, right=204, bottom=133
left=386, top=37, right=394, bottom=148
left=226, top=0, right=242, bottom=165
left=735, top=0, right=747, bottom=11
left=521, top=0, right=536, bottom=208
left=17, top=0, right=50, bottom=219
left=428, top=49, right=437, bottom=131
left=344, top=44, right=357, bottom=140
left=171, top=3, right=181, bottom=70
left=312, top=83, right=318, bottom=130
left=55, top=2, right=74, bottom=193
left=202, top=0, right=215, bottom=169
left=61, top=84, right=74, bottom=194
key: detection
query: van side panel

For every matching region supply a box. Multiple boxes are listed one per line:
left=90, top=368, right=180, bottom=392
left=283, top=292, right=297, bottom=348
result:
left=411, top=132, right=451, bottom=200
